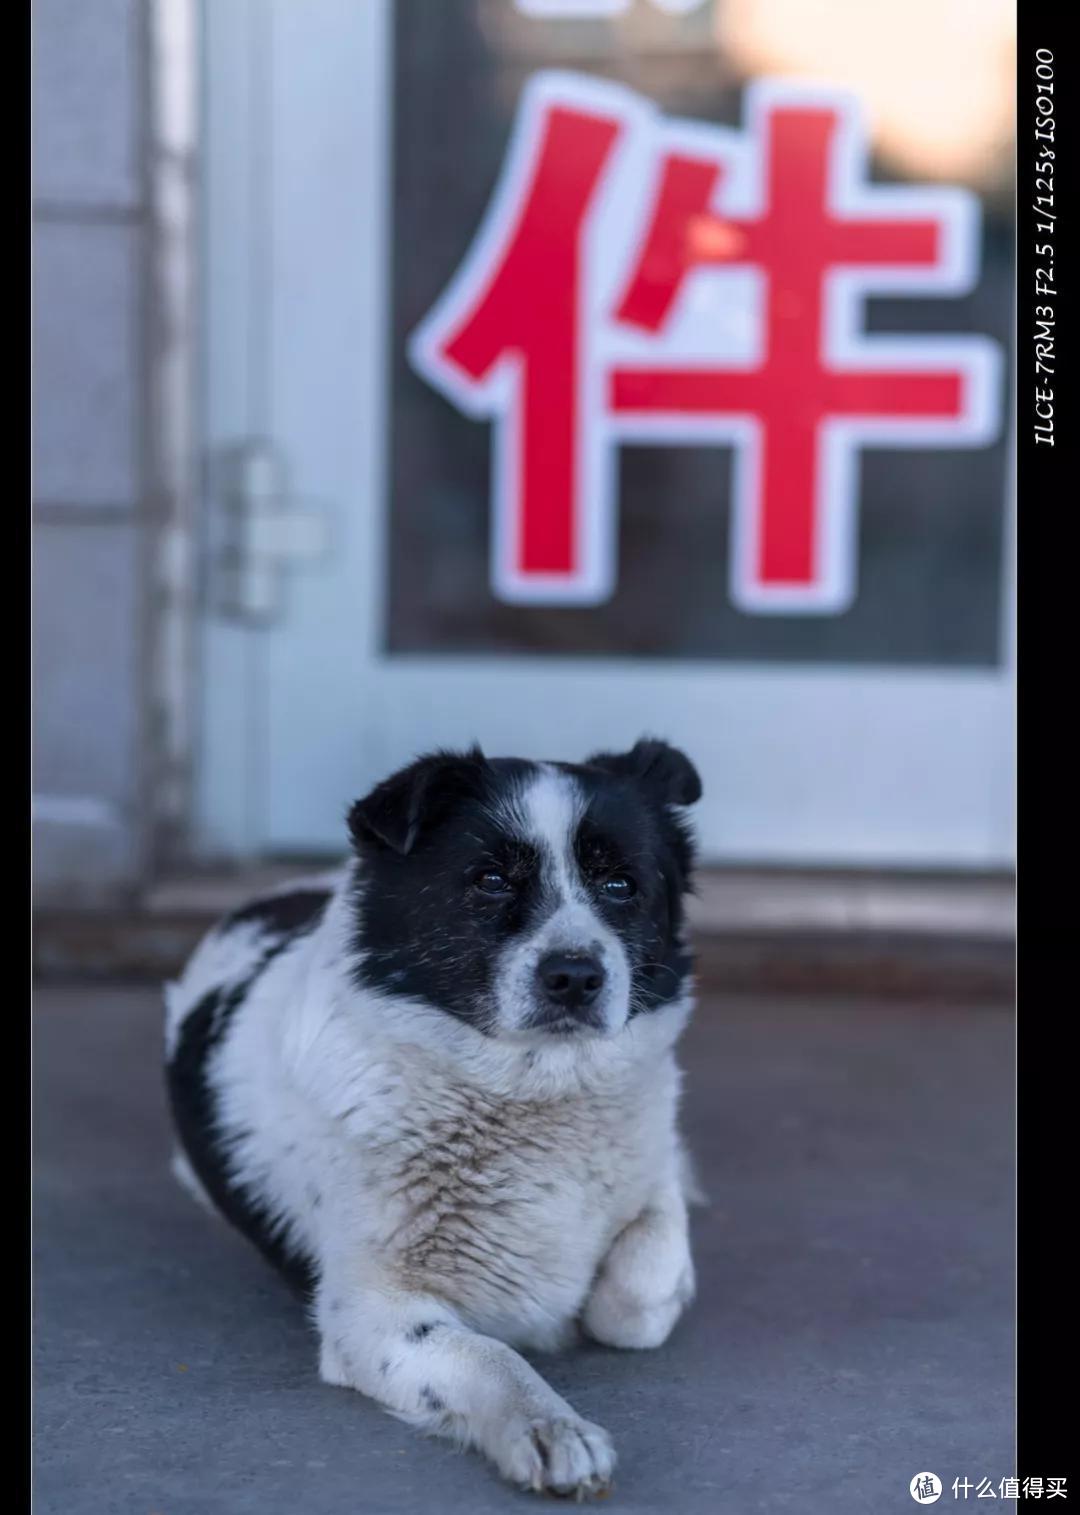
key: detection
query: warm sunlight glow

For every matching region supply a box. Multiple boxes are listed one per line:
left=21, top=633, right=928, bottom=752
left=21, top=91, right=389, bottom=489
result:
left=719, top=0, right=1014, bottom=186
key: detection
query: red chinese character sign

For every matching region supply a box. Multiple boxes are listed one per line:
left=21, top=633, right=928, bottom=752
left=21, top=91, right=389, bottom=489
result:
left=409, top=73, right=1002, bottom=614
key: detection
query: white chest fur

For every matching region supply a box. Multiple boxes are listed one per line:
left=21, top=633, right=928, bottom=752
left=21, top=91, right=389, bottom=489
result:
left=354, top=1062, right=678, bottom=1348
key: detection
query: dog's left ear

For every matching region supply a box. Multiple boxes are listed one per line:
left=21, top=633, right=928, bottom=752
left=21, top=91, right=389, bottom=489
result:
left=348, top=746, right=488, bottom=855
left=586, top=737, right=702, bottom=808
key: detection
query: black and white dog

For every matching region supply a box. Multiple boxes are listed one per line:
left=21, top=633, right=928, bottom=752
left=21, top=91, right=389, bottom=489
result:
left=165, top=739, right=703, bottom=1497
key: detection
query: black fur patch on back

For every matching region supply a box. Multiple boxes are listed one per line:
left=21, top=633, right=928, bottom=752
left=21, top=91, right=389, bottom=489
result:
left=224, top=887, right=330, bottom=938
left=166, top=908, right=327, bottom=1298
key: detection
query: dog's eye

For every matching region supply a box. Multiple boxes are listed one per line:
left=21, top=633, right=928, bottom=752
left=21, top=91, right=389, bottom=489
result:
left=475, top=869, right=512, bottom=896
left=600, top=875, right=636, bottom=901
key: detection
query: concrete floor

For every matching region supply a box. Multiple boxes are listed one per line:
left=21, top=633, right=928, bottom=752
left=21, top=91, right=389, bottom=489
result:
left=33, top=985, right=1014, bottom=1514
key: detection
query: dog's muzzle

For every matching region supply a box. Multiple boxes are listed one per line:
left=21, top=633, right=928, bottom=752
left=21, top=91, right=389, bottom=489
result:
left=528, top=952, right=606, bottom=1031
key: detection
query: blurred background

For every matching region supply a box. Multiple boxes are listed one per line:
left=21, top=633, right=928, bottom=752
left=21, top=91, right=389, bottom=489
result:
left=33, top=0, right=1015, bottom=931
left=32, top=6, right=1017, bottom=1511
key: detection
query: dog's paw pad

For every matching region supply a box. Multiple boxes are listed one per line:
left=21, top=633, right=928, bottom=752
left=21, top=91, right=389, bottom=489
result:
left=497, top=1415, right=615, bottom=1498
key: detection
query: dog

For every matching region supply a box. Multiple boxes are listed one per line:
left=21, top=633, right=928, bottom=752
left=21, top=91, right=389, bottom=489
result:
left=164, top=738, right=703, bottom=1496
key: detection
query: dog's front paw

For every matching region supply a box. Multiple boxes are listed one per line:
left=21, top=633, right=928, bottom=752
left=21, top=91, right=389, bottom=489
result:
left=318, top=1336, right=353, bottom=1388
left=491, top=1413, right=616, bottom=1498
left=583, top=1209, right=695, bottom=1350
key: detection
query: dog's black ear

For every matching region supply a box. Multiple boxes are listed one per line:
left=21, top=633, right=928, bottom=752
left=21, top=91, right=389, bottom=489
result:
left=347, top=747, right=488, bottom=855
left=586, top=737, right=702, bottom=807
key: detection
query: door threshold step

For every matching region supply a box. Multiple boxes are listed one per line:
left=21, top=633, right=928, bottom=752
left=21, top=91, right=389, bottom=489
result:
left=34, top=865, right=1014, bottom=1000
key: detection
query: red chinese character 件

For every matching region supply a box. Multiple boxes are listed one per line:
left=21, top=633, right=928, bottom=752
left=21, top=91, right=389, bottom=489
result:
left=410, top=73, right=1001, bottom=612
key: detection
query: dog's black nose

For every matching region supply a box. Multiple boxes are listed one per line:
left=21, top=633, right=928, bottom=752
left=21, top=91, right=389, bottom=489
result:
left=537, top=953, right=606, bottom=1010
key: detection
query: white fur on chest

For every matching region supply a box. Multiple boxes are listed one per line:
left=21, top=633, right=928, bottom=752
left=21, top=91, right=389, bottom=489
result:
left=351, top=1057, right=678, bottom=1347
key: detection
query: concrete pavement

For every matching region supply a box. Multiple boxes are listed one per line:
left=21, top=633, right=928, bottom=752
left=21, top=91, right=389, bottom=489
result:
left=33, top=984, right=1014, bottom=1514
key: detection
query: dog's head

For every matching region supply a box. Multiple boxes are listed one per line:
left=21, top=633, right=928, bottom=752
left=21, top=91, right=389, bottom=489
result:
left=347, top=740, right=701, bottom=1041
